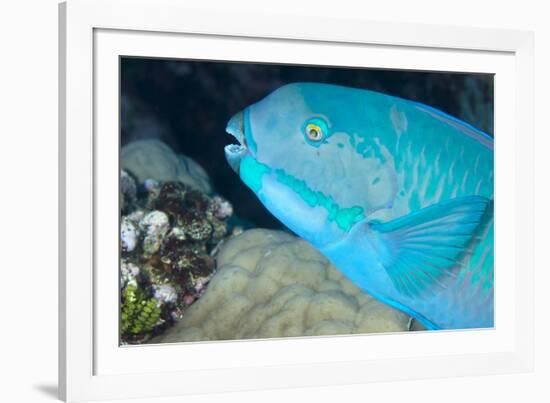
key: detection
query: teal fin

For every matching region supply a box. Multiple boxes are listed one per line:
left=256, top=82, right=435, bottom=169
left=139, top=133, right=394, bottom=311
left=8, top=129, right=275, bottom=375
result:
left=369, top=196, right=490, bottom=297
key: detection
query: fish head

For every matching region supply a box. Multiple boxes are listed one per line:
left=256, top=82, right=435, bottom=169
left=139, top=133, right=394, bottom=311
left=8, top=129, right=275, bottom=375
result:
left=225, top=83, right=395, bottom=246
left=225, top=83, right=315, bottom=171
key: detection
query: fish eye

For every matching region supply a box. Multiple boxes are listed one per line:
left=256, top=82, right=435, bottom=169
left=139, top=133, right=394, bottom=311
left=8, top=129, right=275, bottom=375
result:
left=303, top=117, right=330, bottom=145
left=306, top=123, right=323, bottom=141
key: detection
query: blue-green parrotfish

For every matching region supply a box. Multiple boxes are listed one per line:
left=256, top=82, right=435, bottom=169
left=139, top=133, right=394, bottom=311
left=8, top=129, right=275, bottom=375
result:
left=225, top=83, right=493, bottom=330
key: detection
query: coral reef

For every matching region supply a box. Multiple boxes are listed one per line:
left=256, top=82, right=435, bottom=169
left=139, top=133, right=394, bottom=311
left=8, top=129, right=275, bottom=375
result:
left=121, top=139, right=212, bottom=194
left=156, top=229, right=411, bottom=343
left=120, top=216, right=140, bottom=253
left=119, top=153, right=233, bottom=344
left=120, top=141, right=412, bottom=344
left=120, top=169, right=138, bottom=213
left=139, top=210, right=170, bottom=257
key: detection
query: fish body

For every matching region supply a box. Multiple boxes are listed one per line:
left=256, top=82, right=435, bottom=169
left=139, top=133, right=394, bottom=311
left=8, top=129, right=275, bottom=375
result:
left=225, top=83, right=493, bottom=330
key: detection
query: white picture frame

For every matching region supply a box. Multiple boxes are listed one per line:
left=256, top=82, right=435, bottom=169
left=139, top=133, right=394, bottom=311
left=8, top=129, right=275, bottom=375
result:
left=59, top=0, right=534, bottom=401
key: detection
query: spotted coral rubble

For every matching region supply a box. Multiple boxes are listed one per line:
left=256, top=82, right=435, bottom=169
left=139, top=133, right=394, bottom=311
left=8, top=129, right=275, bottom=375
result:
left=157, top=229, right=410, bottom=343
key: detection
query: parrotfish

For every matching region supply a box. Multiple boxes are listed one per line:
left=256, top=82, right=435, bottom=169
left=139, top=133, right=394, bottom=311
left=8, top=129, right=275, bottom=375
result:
left=224, top=83, right=493, bottom=330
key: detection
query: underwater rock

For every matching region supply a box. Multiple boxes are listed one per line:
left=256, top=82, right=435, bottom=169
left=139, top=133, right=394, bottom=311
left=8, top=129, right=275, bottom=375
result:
left=155, top=229, right=411, bottom=343
left=121, top=216, right=140, bottom=253
left=120, top=259, right=140, bottom=289
left=121, top=139, right=212, bottom=194
left=120, top=168, right=233, bottom=343
left=139, top=210, right=170, bottom=257
left=152, top=283, right=178, bottom=305
left=120, top=169, right=137, bottom=213
left=210, top=196, right=233, bottom=220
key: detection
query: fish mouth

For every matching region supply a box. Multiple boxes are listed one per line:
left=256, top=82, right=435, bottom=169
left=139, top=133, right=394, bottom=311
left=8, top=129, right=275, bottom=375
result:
left=225, top=110, right=248, bottom=174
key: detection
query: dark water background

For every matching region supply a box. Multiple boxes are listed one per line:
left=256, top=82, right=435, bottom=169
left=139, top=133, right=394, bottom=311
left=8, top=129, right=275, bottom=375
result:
left=120, top=58, right=494, bottom=229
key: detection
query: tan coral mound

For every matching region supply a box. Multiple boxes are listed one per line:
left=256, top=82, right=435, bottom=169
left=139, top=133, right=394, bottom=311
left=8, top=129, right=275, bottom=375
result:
left=121, top=139, right=212, bottom=194
left=157, top=229, right=410, bottom=343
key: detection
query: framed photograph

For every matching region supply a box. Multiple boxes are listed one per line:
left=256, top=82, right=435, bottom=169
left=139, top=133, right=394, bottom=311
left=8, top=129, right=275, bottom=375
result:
left=59, top=0, right=534, bottom=401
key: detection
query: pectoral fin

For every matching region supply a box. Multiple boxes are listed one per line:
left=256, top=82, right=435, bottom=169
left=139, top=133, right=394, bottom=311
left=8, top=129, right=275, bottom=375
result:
left=370, top=196, right=491, bottom=297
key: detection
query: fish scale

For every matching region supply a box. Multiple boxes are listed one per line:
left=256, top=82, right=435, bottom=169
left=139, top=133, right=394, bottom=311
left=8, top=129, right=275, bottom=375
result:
left=387, top=102, right=494, bottom=328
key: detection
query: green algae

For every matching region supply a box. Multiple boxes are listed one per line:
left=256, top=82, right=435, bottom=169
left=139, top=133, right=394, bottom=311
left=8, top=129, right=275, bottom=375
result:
left=121, top=284, right=161, bottom=337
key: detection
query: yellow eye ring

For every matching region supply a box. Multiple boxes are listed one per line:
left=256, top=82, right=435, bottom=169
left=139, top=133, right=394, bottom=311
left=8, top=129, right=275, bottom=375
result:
left=306, top=123, right=323, bottom=141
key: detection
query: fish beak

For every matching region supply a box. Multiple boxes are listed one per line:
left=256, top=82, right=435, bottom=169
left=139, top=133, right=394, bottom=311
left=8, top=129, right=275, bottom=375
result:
left=226, top=111, right=246, bottom=146
left=225, top=111, right=248, bottom=174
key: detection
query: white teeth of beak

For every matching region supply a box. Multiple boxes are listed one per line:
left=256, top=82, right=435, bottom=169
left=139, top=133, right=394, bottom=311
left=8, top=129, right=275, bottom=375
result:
left=225, top=144, right=245, bottom=154
left=225, top=111, right=248, bottom=173
left=224, top=144, right=247, bottom=173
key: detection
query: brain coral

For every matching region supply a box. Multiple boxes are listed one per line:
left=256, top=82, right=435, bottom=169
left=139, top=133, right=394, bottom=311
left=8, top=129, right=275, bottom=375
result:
left=156, top=229, right=411, bottom=343
left=121, top=139, right=212, bottom=194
